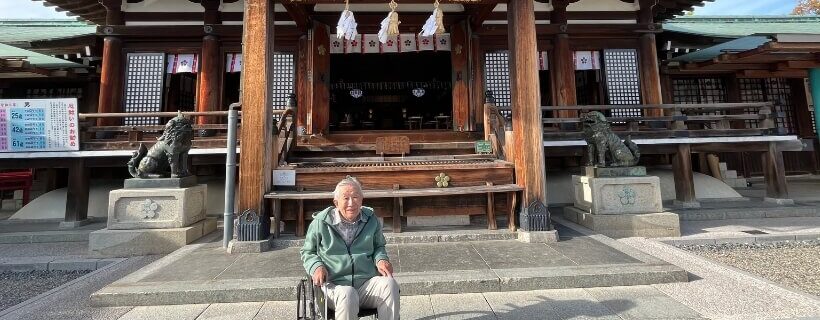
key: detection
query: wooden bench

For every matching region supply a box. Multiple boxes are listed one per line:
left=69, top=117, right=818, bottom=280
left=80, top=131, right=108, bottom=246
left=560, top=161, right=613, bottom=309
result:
left=265, top=183, right=523, bottom=236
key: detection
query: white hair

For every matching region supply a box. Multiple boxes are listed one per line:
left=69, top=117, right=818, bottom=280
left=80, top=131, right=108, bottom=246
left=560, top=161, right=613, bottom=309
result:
left=333, top=176, right=363, bottom=198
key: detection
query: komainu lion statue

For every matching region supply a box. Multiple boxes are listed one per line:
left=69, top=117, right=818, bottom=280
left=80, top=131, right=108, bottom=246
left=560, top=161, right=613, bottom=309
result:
left=128, top=112, right=193, bottom=178
left=581, top=111, right=640, bottom=167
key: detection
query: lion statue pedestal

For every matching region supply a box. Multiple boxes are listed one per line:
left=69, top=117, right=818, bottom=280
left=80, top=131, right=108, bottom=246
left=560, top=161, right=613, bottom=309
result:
left=561, top=111, right=679, bottom=238
left=563, top=166, right=679, bottom=238
left=89, top=113, right=216, bottom=257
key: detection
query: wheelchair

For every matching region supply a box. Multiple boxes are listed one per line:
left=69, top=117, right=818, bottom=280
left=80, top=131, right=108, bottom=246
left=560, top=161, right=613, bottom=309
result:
left=297, top=277, right=378, bottom=320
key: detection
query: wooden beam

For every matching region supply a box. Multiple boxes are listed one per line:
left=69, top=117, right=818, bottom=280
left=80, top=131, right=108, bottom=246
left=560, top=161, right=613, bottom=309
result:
left=466, top=3, right=497, bottom=31
left=739, top=69, right=808, bottom=79
left=672, top=143, right=697, bottom=205
left=65, top=158, right=89, bottom=224
left=97, top=36, right=123, bottom=126
left=238, top=0, right=276, bottom=220
left=508, top=0, right=549, bottom=230
left=196, top=35, right=221, bottom=127
left=451, top=20, right=470, bottom=131
left=281, top=3, right=310, bottom=33
left=762, top=141, right=789, bottom=200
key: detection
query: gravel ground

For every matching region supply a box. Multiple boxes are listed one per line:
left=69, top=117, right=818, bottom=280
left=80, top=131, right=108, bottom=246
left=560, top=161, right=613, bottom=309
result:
left=678, top=240, right=820, bottom=296
left=0, top=270, right=90, bottom=312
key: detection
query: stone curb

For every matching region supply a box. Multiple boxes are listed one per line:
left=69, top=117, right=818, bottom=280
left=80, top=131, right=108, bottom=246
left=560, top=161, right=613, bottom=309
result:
left=271, top=230, right=518, bottom=248
left=89, top=262, right=687, bottom=307
left=0, top=231, right=92, bottom=244
left=660, top=232, right=820, bottom=246
left=0, top=258, right=122, bottom=272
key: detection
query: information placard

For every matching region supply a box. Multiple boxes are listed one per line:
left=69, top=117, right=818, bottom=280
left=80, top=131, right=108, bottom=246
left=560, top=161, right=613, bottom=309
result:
left=0, top=98, right=80, bottom=152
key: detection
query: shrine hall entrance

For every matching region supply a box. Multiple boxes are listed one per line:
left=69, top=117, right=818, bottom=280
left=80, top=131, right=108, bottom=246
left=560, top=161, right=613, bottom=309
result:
left=329, top=51, right=453, bottom=131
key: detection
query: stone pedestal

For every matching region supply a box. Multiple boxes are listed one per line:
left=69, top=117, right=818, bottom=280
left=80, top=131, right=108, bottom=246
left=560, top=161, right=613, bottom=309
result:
left=567, top=167, right=679, bottom=238
left=89, top=180, right=213, bottom=257
left=572, top=175, right=662, bottom=215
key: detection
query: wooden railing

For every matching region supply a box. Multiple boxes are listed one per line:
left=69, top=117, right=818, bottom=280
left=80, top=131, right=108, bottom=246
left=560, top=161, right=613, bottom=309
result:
left=274, top=108, right=297, bottom=166
left=77, top=108, right=294, bottom=151
left=497, top=102, right=784, bottom=140
left=483, top=102, right=511, bottom=160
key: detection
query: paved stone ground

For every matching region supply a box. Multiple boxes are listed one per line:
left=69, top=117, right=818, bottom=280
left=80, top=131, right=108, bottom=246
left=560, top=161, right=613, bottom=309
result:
left=679, top=240, right=820, bottom=297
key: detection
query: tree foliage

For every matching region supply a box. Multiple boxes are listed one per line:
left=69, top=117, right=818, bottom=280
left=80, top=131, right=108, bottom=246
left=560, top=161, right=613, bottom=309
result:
left=792, top=0, right=820, bottom=15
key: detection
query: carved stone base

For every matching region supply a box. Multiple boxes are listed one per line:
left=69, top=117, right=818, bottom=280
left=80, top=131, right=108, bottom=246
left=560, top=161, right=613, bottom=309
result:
left=107, top=185, right=207, bottom=230
left=89, top=218, right=217, bottom=257
left=563, top=207, right=680, bottom=238
left=228, top=236, right=273, bottom=254
left=572, top=175, right=662, bottom=215
left=584, top=166, right=646, bottom=178
left=124, top=176, right=197, bottom=189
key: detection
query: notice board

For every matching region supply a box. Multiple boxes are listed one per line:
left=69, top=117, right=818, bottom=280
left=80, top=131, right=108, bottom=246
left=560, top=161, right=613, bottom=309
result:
left=0, top=98, right=80, bottom=152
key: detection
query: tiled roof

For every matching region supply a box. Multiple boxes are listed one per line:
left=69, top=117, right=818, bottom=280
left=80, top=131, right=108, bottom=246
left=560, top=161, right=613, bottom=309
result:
left=663, top=16, right=820, bottom=38
left=0, top=43, right=84, bottom=68
left=0, top=20, right=96, bottom=47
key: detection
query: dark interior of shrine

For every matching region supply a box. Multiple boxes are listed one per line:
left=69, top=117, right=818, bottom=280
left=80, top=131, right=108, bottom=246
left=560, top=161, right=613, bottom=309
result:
left=329, top=51, right=453, bottom=131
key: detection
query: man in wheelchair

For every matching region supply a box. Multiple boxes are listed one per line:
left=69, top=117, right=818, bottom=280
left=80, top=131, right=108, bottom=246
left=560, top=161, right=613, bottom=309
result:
left=301, top=177, right=400, bottom=320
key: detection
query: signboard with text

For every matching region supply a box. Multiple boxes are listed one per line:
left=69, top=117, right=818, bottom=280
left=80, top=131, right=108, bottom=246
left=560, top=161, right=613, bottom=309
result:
left=0, top=98, right=80, bottom=152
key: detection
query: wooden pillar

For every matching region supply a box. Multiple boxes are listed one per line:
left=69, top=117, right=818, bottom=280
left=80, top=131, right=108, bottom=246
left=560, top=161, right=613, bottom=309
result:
left=762, top=142, right=790, bottom=202
left=308, top=23, right=330, bottom=135
left=197, top=35, right=222, bottom=129
left=508, top=0, right=549, bottom=231
left=672, top=144, right=698, bottom=207
left=451, top=21, right=470, bottom=132
left=550, top=1, right=576, bottom=120
left=810, top=68, right=820, bottom=142
left=238, top=0, right=276, bottom=220
left=639, top=33, right=663, bottom=117
left=470, top=35, right=485, bottom=132
left=63, top=159, right=89, bottom=227
left=296, top=36, right=309, bottom=132
left=790, top=78, right=815, bottom=139
left=97, top=36, right=123, bottom=126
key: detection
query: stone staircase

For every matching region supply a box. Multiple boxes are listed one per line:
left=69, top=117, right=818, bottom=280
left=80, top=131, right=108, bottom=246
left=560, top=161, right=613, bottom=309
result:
left=719, top=162, right=749, bottom=188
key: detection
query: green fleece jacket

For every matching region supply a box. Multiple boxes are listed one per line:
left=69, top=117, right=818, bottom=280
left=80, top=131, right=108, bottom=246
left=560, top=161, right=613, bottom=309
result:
left=300, top=206, right=390, bottom=288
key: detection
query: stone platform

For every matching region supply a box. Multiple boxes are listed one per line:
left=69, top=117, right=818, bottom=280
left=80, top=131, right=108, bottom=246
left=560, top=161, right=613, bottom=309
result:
left=90, top=222, right=687, bottom=307
left=563, top=207, right=681, bottom=238
left=89, top=218, right=217, bottom=257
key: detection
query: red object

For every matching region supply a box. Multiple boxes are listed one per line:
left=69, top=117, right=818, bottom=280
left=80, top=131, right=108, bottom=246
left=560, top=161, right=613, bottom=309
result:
left=0, top=169, right=33, bottom=205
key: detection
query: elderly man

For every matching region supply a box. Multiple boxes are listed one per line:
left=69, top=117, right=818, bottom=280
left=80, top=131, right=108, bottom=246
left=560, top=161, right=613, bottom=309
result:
left=301, top=176, right=400, bottom=320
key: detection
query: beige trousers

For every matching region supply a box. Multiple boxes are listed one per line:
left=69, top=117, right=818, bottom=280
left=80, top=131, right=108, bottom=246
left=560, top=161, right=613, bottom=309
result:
left=326, top=276, right=400, bottom=320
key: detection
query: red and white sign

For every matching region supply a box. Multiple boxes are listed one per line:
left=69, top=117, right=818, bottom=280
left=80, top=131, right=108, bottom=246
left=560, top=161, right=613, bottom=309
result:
left=167, top=54, right=199, bottom=74
left=573, top=51, right=600, bottom=70
left=331, top=33, right=451, bottom=54
left=226, top=53, right=243, bottom=73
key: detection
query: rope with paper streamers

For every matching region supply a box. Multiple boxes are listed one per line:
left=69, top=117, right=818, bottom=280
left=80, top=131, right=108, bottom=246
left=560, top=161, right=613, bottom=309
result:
left=420, top=0, right=445, bottom=37
left=378, top=0, right=401, bottom=43
left=336, top=0, right=358, bottom=40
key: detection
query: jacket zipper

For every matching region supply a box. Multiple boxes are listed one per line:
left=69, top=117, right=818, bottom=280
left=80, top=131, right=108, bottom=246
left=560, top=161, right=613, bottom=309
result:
left=325, top=215, right=372, bottom=287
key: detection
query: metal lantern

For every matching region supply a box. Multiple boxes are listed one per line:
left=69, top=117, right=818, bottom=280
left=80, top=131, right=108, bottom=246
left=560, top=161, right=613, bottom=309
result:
left=350, top=88, right=363, bottom=98
left=412, top=87, right=425, bottom=97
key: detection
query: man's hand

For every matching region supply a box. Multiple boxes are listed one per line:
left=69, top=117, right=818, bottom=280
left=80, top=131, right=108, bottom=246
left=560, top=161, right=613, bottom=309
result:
left=376, top=260, right=393, bottom=277
left=312, top=266, right=328, bottom=286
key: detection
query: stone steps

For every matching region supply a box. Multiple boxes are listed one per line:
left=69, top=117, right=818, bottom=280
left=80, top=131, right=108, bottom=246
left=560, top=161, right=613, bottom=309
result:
left=718, top=162, right=748, bottom=188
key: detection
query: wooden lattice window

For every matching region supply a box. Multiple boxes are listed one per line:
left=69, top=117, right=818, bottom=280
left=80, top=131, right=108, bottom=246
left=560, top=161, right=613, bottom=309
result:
left=672, top=78, right=727, bottom=104
left=739, top=78, right=795, bottom=133
left=124, top=53, right=165, bottom=126
left=272, top=53, right=295, bottom=121
left=602, top=49, right=641, bottom=118
left=484, top=51, right=511, bottom=117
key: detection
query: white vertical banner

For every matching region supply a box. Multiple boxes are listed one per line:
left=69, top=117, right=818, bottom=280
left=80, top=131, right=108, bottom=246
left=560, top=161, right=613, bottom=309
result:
left=226, top=53, right=243, bottom=73
left=400, top=34, right=417, bottom=52
left=538, top=51, right=549, bottom=70
left=434, top=34, right=451, bottom=51
left=330, top=37, right=345, bottom=54
left=382, top=35, right=399, bottom=53
left=573, top=51, right=600, bottom=70
left=418, top=35, right=435, bottom=51
left=363, top=34, right=381, bottom=54
left=347, top=34, right=364, bottom=53
left=166, top=54, right=199, bottom=74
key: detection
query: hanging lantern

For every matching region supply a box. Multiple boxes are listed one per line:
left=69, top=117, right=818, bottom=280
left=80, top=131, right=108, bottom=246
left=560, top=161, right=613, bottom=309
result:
left=412, top=88, right=426, bottom=98
left=350, top=88, right=363, bottom=99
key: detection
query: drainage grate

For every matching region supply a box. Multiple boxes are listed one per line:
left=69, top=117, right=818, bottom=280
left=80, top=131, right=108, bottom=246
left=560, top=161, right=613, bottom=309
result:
left=741, top=230, right=769, bottom=235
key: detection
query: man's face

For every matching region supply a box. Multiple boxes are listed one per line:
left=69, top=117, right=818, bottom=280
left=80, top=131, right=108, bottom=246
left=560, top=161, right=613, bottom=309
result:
left=333, top=185, right=363, bottom=220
